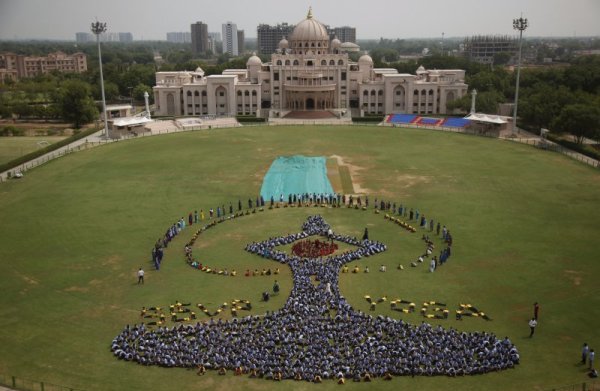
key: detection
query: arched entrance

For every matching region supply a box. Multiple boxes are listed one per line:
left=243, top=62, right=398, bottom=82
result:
left=215, top=86, right=228, bottom=115
left=306, top=98, right=315, bottom=110
left=166, top=93, right=175, bottom=116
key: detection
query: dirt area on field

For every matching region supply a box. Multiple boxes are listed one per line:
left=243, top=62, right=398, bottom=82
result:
left=394, top=174, right=431, bottom=189
left=14, top=271, right=39, bottom=285
left=563, top=269, right=583, bottom=286
left=64, top=285, right=89, bottom=293
left=329, top=154, right=372, bottom=194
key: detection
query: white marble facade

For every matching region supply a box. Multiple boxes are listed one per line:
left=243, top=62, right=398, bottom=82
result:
left=153, top=8, right=468, bottom=118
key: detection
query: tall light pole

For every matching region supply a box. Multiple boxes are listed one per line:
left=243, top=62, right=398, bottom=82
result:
left=512, top=16, right=528, bottom=135
left=441, top=32, right=445, bottom=56
left=91, top=21, right=109, bottom=139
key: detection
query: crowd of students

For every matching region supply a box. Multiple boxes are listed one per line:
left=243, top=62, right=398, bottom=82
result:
left=113, top=215, right=518, bottom=382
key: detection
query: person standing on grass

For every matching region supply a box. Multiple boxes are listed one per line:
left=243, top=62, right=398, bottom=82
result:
left=429, top=258, right=436, bottom=273
left=533, top=302, right=540, bottom=320
left=582, top=343, right=590, bottom=364
left=137, top=268, right=145, bottom=284
left=590, top=349, right=596, bottom=370
left=528, top=318, right=537, bottom=337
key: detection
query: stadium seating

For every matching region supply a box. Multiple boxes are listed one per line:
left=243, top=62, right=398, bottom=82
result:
left=417, top=117, right=442, bottom=126
left=386, top=114, right=417, bottom=124
left=441, top=117, right=471, bottom=128
left=386, top=114, right=471, bottom=129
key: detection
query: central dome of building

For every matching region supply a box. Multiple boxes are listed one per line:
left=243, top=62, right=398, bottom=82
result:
left=289, top=7, right=330, bottom=54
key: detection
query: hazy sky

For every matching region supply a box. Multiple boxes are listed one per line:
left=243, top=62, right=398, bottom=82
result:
left=0, top=0, right=599, bottom=40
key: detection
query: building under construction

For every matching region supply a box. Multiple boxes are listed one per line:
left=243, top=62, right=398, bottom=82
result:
left=463, top=35, right=517, bottom=64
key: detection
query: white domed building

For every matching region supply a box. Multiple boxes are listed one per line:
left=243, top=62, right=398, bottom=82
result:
left=153, top=8, right=468, bottom=119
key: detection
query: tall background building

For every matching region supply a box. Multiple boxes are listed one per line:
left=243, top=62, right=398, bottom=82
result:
left=166, top=32, right=191, bottom=43
left=257, top=23, right=295, bottom=55
left=331, top=26, right=356, bottom=44
left=75, top=32, right=93, bottom=43
left=76, top=32, right=133, bottom=42
left=208, top=32, right=221, bottom=42
left=118, top=32, right=133, bottom=43
left=237, top=30, right=245, bottom=54
left=207, top=33, right=221, bottom=54
left=191, top=21, right=209, bottom=55
left=463, top=35, right=517, bottom=64
left=222, top=22, right=239, bottom=56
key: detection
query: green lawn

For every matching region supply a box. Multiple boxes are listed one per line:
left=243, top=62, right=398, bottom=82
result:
left=0, top=136, right=67, bottom=165
left=0, top=125, right=599, bottom=391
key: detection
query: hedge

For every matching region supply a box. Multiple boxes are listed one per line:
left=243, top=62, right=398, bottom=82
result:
left=352, top=115, right=384, bottom=123
left=236, top=116, right=266, bottom=123
left=0, top=127, right=99, bottom=174
left=545, top=133, right=600, bottom=161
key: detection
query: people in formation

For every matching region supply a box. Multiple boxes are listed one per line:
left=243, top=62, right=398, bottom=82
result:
left=114, top=215, right=517, bottom=382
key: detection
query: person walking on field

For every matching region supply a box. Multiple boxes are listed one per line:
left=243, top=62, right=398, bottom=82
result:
left=582, top=343, right=590, bottom=364
left=528, top=318, right=537, bottom=337
left=590, top=349, right=596, bottom=370
left=137, top=268, right=145, bottom=285
left=533, top=302, right=540, bottom=320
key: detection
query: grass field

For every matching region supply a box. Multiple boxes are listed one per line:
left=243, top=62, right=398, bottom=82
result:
left=1, top=125, right=599, bottom=391
left=0, top=136, right=67, bottom=165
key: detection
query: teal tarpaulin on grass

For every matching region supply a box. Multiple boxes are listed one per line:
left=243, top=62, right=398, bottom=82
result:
left=260, top=156, right=334, bottom=201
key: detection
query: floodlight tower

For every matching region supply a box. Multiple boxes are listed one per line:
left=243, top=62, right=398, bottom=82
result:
left=441, top=32, right=445, bottom=56
left=91, top=20, right=109, bottom=139
left=512, top=15, right=528, bottom=135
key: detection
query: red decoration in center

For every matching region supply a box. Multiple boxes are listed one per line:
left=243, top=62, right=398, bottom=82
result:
left=291, top=239, right=338, bottom=258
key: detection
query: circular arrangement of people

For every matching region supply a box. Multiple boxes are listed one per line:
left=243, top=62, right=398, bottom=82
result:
left=111, top=191, right=520, bottom=383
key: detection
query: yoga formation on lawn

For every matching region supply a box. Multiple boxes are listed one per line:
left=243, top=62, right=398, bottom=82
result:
left=112, top=213, right=519, bottom=382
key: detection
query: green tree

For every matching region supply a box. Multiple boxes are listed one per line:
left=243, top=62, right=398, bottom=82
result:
left=56, top=80, right=98, bottom=128
left=370, top=48, right=399, bottom=64
left=92, top=81, right=119, bottom=101
left=518, top=85, right=576, bottom=130
left=551, top=104, right=600, bottom=144
left=117, top=64, right=156, bottom=95
left=132, top=83, right=152, bottom=103
left=447, top=90, right=504, bottom=114
left=493, top=52, right=512, bottom=66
